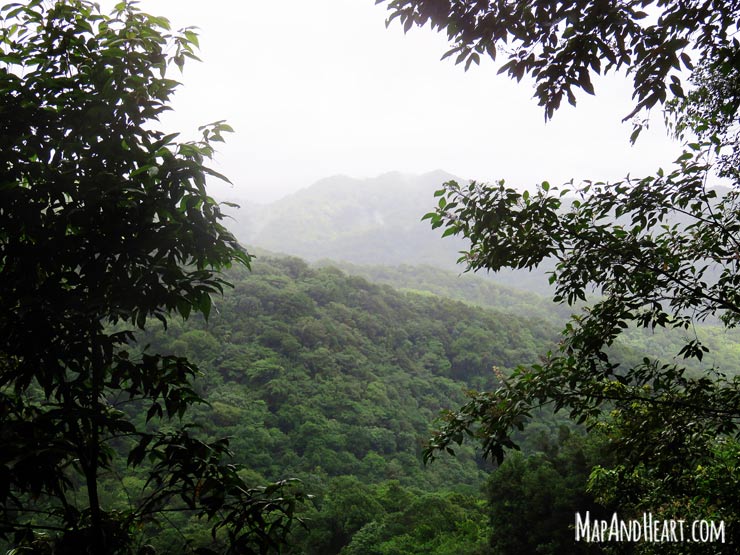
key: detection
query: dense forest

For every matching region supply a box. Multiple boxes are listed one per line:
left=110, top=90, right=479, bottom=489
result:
left=4, top=0, right=740, bottom=553
left=116, top=256, right=737, bottom=553
left=135, top=256, right=561, bottom=553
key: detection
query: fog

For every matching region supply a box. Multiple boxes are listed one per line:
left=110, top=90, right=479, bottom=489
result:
left=107, top=0, right=684, bottom=203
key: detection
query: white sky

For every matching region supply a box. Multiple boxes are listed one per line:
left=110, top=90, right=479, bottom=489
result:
left=125, top=0, right=683, bottom=203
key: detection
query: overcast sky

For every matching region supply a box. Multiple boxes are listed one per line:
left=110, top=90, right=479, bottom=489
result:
left=126, top=0, right=683, bottom=204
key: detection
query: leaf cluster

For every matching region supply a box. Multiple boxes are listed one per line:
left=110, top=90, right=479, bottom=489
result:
left=377, top=0, right=737, bottom=120
left=421, top=149, right=740, bottom=480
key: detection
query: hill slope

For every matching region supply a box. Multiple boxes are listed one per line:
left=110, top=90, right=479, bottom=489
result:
left=221, top=171, right=555, bottom=294
left=132, top=255, right=740, bottom=554
left=144, top=256, right=559, bottom=490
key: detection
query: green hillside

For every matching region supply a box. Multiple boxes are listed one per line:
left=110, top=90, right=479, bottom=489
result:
left=103, top=255, right=740, bottom=554
left=130, top=256, right=566, bottom=553
left=220, top=171, right=556, bottom=295
left=318, top=260, right=572, bottom=323
left=144, top=257, right=558, bottom=486
left=317, top=259, right=740, bottom=379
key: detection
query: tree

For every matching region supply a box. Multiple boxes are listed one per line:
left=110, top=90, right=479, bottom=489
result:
left=377, top=0, right=737, bottom=127
left=485, top=430, right=609, bottom=555
left=0, top=1, right=302, bottom=553
left=377, top=0, right=740, bottom=550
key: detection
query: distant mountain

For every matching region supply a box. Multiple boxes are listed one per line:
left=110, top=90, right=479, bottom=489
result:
left=223, top=170, right=465, bottom=265
left=220, top=171, right=555, bottom=294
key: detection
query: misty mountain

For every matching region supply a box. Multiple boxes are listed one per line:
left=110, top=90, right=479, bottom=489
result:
left=220, top=170, right=555, bottom=294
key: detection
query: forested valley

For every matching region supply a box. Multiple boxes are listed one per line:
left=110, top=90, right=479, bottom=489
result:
left=4, top=0, right=740, bottom=554
left=129, top=255, right=561, bottom=554
left=105, top=255, right=740, bottom=553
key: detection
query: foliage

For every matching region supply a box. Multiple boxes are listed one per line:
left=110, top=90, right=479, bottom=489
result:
left=143, top=257, right=560, bottom=488
left=0, top=1, right=302, bottom=553
left=76, top=251, right=740, bottom=553
left=294, top=478, right=490, bottom=555
left=136, top=256, right=562, bottom=554
left=145, top=255, right=740, bottom=552
left=378, top=0, right=740, bottom=551
left=377, top=0, right=738, bottom=124
left=668, top=50, right=740, bottom=179
left=485, top=428, right=609, bottom=555
left=154, top=254, right=740, bottom=553
left=587, top=431, right=740, bottom=553
left=418, top=157, right=740, bottom=553
left=421, top=156, right=740, bottom=459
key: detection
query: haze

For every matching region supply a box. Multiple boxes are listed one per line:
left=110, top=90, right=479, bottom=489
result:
left=121, top=0, right=683, bottom=204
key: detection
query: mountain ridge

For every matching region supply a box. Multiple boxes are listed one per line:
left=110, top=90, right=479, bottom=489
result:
left=219, top=170, right=556, bottom=294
